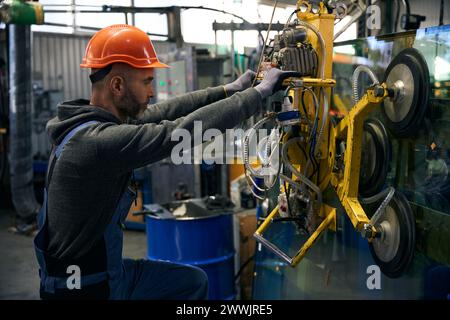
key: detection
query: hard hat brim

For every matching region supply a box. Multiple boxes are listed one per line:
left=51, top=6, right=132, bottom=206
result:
left=80, top=60, right=171, bottom=69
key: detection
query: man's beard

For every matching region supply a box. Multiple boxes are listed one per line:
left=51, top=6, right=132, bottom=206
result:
left=117, top=90, right=147, bottom=121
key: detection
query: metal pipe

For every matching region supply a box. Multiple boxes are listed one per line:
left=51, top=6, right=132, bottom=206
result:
left=131, top=0, right=136, bottom=26
left=8, top=25, right=40, bottom=224
left=43, top=5, right=250, bottom=23
left=333, top=0, right=366, bottom=41
left=214, top=28, right=218, bottom=57
left=71, top=0, right=76, bottom=33
left=42, top=22, right=167, bottom=37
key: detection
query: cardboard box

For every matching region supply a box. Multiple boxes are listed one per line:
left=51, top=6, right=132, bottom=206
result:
left=126, top=188, right=144, bottom=223
left=236, top=209, right=257, bottom=300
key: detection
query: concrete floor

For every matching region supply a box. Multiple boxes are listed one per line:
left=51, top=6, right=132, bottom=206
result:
left=0, top=209, right=148, bottom=300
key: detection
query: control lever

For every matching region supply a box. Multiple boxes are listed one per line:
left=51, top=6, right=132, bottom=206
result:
left=254, top=70, right=303, bottom=92
left=273, top=71, right=303, bottom=92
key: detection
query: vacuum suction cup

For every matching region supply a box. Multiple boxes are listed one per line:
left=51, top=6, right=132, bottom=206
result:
left=382, top=48, right=429, bottom=137
left=359, top=118, right=391, bottom=197
left=369, top=191, right=416, bottom=278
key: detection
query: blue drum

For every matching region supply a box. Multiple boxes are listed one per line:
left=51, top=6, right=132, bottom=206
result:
left=145, top=198, right=236, bottom=300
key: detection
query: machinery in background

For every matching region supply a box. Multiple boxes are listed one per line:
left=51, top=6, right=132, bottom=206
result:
left=396, top=0, right=426, bottom=31
left=244, top=0, right=430, bottom=278
left=31, top=82, right=62, bottom=163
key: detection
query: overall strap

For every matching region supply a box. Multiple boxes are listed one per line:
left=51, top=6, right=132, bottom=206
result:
left=45, top=121, right=99, bottom=188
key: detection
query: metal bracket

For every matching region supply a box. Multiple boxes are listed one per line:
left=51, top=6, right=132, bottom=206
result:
left=254, top=205, right=337, bottom=267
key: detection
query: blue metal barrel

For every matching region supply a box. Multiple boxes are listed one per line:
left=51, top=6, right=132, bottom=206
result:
left=145, top=199, right=236, bottom=300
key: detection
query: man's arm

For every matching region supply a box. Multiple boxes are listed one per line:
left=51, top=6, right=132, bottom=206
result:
left=136, top=86, right=226, bottom=124
left=135, top=70, right=256, bottom=124
left=95, top=88, right=262, bottom=172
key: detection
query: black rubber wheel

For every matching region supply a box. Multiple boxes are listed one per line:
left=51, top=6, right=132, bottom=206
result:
left=382, top=48, right=429, bottom=138
left=369, top=191, right=416, bottom=278
left=359, top=118, right=391, bottom=197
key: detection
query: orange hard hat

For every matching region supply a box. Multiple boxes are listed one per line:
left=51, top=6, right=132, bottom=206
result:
left=80, top=24, right=169, bottom=69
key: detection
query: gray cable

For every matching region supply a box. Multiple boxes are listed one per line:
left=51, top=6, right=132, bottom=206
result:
left=359, top=187, right=396, bottom=226
left=352, top=65, right=379, bottom=103
left=281, top=137, right=322, bottom=206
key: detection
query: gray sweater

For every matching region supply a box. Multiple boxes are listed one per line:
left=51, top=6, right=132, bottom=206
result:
left=45, top=86, right=262, bottom=259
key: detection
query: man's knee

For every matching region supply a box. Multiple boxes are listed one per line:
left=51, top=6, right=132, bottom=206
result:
left=188, top=266, right=209, bottom=300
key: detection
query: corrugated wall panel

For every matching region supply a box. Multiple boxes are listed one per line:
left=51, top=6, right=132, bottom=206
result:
left=32, top=32, right=92, bottom=101
left=61, top=36, right=71, bottom=99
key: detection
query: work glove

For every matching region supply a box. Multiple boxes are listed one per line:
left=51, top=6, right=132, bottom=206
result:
left=224, top=70, right=257, bottom=96
left=254, top=68, right=295, bottom=99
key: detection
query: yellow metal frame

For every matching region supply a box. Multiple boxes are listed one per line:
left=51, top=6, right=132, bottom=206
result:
left=254, top=205, right=336, bottom=267
left=253, top=1, right=393, bottom=267
left=254, top=85, right=389, bottom=266
left=284, top=78, right=336, bottom=87
left=329, top=85, right=388, bottom=233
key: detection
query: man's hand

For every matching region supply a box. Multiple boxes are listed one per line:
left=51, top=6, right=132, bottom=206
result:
left=254, top=68, right=296, bottom=99
left=224, top=70, right=257, bottom=96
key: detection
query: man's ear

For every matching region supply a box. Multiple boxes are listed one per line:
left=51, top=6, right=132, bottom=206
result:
left=109, top=75, right=125, bottom=96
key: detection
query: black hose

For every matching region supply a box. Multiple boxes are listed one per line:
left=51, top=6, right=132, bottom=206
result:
left=284, top=181, right=293, bottom=217
left=234, top=254, right=255, bottom=282
left=300, top=90, right=310, bottom=125
left=300, top=89, right=319, bottom=178
left=45, top=5, right=251, bottom=24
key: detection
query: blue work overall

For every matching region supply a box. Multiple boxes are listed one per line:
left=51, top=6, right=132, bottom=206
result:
left=34, top=121, right=208, bottom=300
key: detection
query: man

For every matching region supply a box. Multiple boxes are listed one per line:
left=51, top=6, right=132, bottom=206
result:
left=34, top=24, right=286, bottom=300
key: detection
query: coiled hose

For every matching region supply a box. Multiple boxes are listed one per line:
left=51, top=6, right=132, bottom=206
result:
left=242, top=115, right=277, bottom=178
left=359, top=187, right=395, bottom=225
left=242, top=114, right=282, bottom=199
left=352, top=65, right=379, bottom=103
